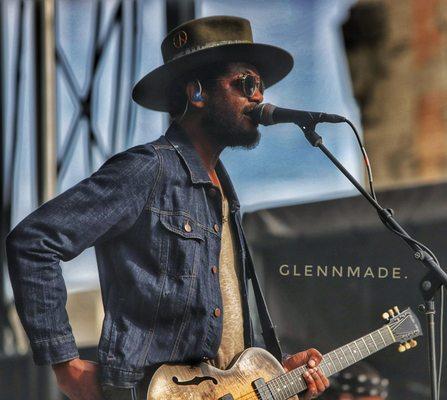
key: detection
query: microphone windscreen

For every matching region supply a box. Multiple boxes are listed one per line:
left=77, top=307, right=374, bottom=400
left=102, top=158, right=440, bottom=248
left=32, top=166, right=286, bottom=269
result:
left=248, top=103, right=276, bottom=126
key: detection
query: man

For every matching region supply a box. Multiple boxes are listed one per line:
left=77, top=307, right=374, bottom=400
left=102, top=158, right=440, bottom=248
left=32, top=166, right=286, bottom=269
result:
left=6, top=16, right=329, bottom=400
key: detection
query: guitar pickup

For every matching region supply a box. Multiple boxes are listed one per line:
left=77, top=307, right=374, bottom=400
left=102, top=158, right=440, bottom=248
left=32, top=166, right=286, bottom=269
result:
left=252, top=378, right=273, bottom=400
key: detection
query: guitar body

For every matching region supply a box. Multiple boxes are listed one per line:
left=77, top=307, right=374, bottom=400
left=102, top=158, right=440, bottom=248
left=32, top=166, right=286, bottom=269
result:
left=147, top=347, right=298, bottom=399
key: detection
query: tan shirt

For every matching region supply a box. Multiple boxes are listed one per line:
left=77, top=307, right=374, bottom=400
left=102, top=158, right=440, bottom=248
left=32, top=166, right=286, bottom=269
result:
left=207, top=190, right=245, bottom=370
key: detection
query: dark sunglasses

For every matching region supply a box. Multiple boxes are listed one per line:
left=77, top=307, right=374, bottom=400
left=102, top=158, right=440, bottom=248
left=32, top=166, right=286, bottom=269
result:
left=232, top=73, right=265, bottom=98
left=204, top=73, right=265, bottom=98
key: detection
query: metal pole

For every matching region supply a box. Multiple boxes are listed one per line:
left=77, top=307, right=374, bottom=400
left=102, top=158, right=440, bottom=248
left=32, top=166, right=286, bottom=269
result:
left=35, top=0, right=57, bottom=204
left=165, top=0, right=195, bottom=35
left=34, top=2, right=59, bottom=399
left=165, top=0, right=195, bottom=127
left=0, top=0, right=6, bottom=357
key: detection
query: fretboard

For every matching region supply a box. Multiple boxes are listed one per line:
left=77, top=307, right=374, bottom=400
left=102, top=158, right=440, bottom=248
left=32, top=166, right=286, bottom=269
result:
left=265, top=325, right=395, bottom=400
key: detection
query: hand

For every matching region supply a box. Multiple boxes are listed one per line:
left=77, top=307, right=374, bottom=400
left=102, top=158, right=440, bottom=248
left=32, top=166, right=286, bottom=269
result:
left=282, top=348, right=330, bottom=400
left=52, top=358, right=103, bottom=400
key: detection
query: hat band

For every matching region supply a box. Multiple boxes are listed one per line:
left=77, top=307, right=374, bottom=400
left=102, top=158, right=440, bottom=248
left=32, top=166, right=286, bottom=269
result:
left=168, top=39, right=252, bottom=62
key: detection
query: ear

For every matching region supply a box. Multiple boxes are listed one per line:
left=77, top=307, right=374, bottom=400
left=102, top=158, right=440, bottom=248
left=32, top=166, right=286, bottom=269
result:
left=186, top=81, right=206, bottom=109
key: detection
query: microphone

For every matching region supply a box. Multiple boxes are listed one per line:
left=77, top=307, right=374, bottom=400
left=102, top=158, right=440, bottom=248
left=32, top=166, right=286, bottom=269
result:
left=247, top=103, right=346, bottom=127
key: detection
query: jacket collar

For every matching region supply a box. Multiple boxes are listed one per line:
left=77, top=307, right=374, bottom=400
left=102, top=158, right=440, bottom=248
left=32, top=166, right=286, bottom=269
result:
left=165, top=122, right=240, bottom=211
left=165, top=122, right=211, bottom=185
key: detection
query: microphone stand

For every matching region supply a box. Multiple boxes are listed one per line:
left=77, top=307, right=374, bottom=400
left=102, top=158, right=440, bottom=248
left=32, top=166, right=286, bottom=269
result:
left=301, top=125, right=447, bottom=400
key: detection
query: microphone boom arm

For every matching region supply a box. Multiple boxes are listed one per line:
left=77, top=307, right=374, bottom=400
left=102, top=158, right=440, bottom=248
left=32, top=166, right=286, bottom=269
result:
left=301, top=126, right=445, bottom=400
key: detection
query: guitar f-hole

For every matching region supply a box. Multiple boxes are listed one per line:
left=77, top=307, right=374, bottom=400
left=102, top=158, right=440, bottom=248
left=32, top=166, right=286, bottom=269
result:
left=172, top=375, right=218, bottom=386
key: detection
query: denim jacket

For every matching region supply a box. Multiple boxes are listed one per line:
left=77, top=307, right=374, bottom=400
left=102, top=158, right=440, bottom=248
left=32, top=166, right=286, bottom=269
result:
left=6, top=122, right=256, bottom=387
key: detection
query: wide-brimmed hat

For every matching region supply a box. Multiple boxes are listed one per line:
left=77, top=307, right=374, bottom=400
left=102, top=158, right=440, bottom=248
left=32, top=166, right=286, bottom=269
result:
left=132, top=15, right=294, bottom=111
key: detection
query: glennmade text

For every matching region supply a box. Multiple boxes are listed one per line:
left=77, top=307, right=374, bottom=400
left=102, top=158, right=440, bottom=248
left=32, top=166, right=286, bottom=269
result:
left=279, top=264, right=406, bottom=279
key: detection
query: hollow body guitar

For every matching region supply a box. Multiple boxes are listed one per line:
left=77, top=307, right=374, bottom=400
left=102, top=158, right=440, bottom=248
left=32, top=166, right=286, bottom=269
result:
left=146, top=307, right=422, bottom=400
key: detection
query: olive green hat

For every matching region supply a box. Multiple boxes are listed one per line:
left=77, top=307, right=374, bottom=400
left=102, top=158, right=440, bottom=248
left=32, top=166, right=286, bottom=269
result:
left=132, top=15, right=294, bottom=111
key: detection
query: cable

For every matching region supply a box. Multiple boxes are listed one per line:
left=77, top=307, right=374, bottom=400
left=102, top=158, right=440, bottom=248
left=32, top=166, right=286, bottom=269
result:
left=345, top=119, right=376, bottom=201
left=438, top=286, right=444, bottom=399
left=345, top=118, right=441, bottom=265
left=175, top=98, right=190, bottom=124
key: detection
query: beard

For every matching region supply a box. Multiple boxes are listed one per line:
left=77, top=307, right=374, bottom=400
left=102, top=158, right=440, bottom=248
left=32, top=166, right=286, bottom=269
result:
left=201, top=98, right=261, bottom=149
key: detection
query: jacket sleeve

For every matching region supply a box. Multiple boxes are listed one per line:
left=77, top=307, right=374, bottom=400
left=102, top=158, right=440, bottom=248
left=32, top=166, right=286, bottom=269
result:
left=5, top=145, right=160, bottom=365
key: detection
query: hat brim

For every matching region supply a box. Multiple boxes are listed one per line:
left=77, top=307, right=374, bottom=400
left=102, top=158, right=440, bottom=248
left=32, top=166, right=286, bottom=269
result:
left=132, top=43, right=294, bottom=111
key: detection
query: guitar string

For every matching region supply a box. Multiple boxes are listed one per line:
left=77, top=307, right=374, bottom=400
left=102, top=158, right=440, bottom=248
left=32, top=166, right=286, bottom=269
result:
left=234, top=354, right=361, bottom=400
left=234, top=340, right=381, bottom=400
left=240, top=326, right=392, bottom=399
left=234, top=331, right=392, bottom=400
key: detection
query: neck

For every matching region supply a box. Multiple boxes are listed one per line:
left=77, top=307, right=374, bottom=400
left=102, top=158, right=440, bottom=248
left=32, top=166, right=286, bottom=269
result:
left=179, top=116, right=224, bottom=173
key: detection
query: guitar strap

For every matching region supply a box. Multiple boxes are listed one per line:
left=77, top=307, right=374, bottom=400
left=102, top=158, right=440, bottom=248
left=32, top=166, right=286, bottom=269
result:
left=244, top=239, right=284, bottom=362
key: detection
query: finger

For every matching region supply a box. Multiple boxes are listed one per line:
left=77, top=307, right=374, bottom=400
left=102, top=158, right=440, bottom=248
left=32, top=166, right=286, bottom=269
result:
left=288, top=352, right=307, bottom=366
left=306, top=348, right=323, bottom=367
left=316, top=368, right=330, bottom=389
left=302, top=370, right=318, bottom=399
left=309, top=368, right=326, bottom=393
left=285, top=348, right=323, bottom=370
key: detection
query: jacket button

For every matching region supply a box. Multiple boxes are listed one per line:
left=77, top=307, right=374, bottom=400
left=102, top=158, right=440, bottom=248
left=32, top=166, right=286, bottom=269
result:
left=184, top=222, right=192, bottom=232
left=213, top=308, right=221, bottom=318
left=211, top=266, right=218, bottom=274
left=213, top=224, right=220, bottom=233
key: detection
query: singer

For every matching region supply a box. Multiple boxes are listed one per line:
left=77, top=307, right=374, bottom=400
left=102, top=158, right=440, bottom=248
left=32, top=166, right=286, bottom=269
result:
left=6, top=16, right=329, bottom=400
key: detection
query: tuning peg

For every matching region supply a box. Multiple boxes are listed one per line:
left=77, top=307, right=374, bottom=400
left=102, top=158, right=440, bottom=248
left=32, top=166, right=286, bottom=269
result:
left=393, top=306, right=400, bottom=314
left=382, top=312, right=390, bottom=321
left=398, top=344, right=406, bottom=352
left=409, top=339, right=417, bottom=348
left=388, top=309, right=395, bottom=317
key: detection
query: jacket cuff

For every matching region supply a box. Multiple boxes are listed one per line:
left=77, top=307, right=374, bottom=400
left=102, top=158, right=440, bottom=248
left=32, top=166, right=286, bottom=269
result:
left=281, top=352, right=292, bottom=364
left=31, top=334, right=79, bottom=365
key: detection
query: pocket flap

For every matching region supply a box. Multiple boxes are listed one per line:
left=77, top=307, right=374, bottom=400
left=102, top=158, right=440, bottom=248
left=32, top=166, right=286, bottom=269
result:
left=159, top=213, right=205, bottom=241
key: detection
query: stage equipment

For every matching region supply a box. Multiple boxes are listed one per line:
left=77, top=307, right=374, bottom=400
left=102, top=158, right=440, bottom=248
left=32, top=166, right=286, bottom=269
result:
left=249, top=103, right=447, bottom=400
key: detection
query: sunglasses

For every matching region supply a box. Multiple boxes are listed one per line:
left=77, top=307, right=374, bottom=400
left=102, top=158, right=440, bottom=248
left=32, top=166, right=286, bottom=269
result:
left=205, top=73, right=265, bottom=98
left=232, top=73, right=265, bottom=98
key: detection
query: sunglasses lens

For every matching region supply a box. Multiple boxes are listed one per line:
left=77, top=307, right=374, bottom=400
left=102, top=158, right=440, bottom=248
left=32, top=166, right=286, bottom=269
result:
left=241, top=74, right=264, bottom=97
left=243, top=75, right=256, bottom=97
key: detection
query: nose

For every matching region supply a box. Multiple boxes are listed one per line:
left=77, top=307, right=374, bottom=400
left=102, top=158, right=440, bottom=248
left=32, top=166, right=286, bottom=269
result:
left=250, top=87, right=263, bottom=103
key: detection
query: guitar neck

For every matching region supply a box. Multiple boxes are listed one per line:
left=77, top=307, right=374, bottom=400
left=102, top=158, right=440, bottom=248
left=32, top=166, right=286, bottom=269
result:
left=266, top=325, right=396, bottom=399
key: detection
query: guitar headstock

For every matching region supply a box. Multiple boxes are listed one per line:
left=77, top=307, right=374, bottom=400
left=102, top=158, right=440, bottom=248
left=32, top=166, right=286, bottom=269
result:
left=382, top=306, right=423, bottom=352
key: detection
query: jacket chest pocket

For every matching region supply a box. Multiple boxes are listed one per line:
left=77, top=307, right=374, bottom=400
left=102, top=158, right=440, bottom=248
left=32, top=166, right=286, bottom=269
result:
left=159, top=213, right=205, bottom=276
